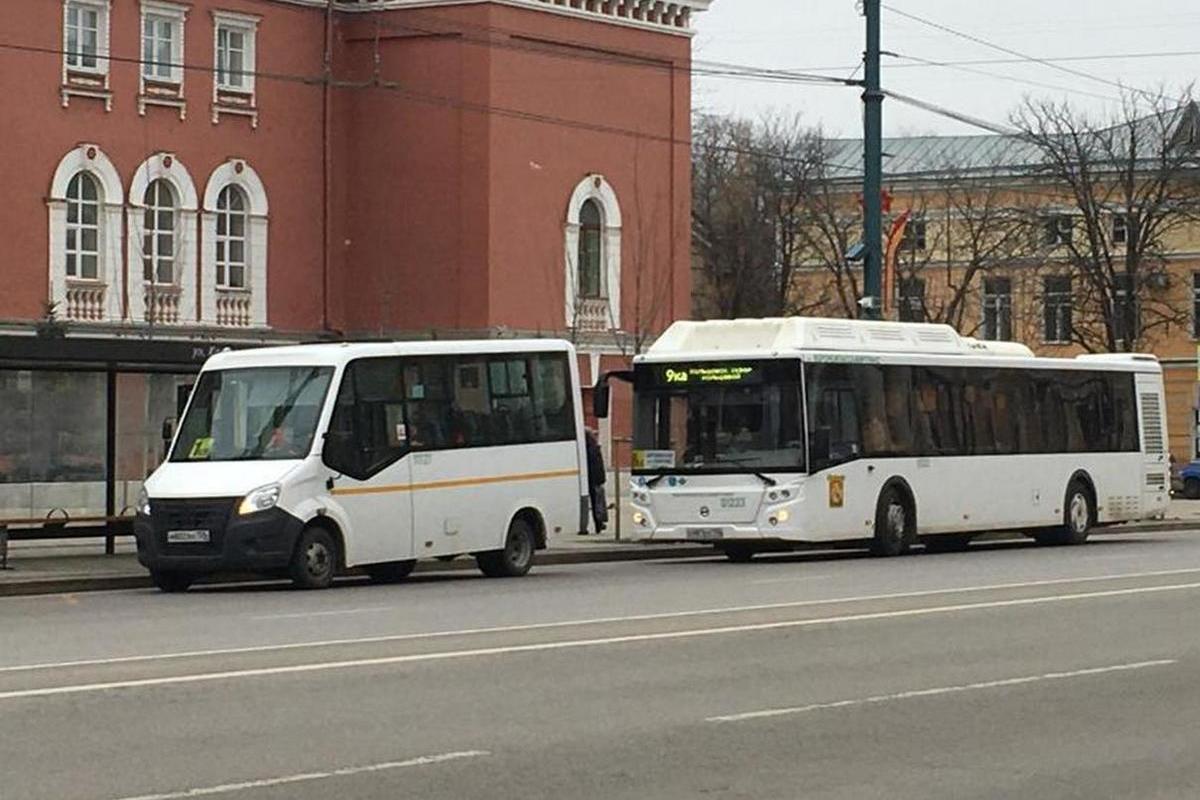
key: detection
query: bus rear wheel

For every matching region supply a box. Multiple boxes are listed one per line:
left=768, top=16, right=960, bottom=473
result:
left=1035, top=479, right=1094, bottom=546
left=871, top=485, right=915, bottom=557
left=477, top=517, right=536, bottom=578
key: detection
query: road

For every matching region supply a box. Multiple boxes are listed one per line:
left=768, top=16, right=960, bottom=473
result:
left=3, top=531, right=1200, bottom=799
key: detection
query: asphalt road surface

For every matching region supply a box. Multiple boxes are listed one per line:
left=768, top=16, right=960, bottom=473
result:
left=4, top=531, right=1200, bottom=800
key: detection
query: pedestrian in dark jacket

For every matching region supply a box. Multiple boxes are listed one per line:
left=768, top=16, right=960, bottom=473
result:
left=584, top=428, right=608, bottom=534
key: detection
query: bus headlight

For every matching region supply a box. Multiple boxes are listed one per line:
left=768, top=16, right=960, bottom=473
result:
left=239, top=484, right=281, bottom=516
left=136, top=488, right=152, bottom=517
left=777, top=509, right=791, bottom=523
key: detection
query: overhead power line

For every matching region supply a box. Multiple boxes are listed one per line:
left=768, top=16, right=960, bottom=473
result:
left=881, top=3, right=1166, bottom=105
left=895, top=53, right=1122, bottom=104
left=775, top=49, right=1200, bottom=76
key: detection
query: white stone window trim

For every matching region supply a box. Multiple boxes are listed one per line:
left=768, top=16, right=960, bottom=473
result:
left=564, top=174, right=622, bottom=330
left=139, top=1, right=188, bottom=119
left=48, top=144, right=125, bottom=322
left=211, top=11, right=261, bottom=128
left=61, top=0, right=112, bottom=110
left=127, top=153, right=199, bottom=325
left=201, top=160, right=269, bottom=328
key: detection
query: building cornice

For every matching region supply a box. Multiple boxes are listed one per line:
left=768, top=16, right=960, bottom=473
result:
left=260, top=0, right=707, bottom=36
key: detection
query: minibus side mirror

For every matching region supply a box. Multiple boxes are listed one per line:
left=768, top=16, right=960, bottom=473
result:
left=322, top=429, right=360, bottom=476
left=161, top=417, right=175, bottom=443
left=593, top=384, right=611, bottom=419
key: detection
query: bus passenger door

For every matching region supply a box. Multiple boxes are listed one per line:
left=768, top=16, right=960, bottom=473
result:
left=322, top=358, right=415, bottom=567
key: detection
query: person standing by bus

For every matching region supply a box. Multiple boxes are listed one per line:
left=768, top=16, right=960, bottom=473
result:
left=584, top=428, right=608, bottom=534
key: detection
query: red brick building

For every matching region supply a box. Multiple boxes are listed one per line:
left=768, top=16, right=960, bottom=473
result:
left=0, top=0, right=707, bottom=519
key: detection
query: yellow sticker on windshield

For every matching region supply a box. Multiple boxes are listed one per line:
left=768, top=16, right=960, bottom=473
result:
left=828, top=474, right=844, bottom=508
left=188, top=437, right=213, bottom=460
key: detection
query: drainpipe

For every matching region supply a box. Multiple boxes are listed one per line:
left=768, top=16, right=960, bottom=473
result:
left=322, top=0, right=334, bottom=333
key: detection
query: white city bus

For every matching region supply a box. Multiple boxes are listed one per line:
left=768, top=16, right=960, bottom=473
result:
left=596, top=318, right=1168, bottom=561
left=135, top=340, right=588, bottom=591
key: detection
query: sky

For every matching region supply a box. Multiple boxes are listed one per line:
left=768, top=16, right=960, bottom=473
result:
left=691, top=0, right=1200, bottom=139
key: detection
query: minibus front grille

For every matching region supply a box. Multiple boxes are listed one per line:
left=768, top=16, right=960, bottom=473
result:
left=151, top=498, right=237, bottom=553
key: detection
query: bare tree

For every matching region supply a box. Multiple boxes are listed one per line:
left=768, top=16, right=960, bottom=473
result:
left=691, top=114, right=828, bottom=319
left=1012, top=92, right=1200, bottom=351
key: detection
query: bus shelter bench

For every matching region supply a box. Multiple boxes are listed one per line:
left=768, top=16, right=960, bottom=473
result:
left=0, top=514, right=135, bottom=568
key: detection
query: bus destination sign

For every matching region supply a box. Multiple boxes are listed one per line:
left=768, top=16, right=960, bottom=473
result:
left=661, top=364, right=758, bottom=385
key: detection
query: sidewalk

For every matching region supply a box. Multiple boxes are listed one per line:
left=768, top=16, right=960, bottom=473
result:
left=4, top=499, right=1200, bottom=597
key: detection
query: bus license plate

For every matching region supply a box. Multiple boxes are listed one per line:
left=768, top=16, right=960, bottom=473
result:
left=687, top=527, right=723, bottom=541
left=167, top=529, right=210, bottom=544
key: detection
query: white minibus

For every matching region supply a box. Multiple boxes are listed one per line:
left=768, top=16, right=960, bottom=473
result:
left=594, top=317, right=1169, bottom=560
left=135, top=339, right=588, bottom=590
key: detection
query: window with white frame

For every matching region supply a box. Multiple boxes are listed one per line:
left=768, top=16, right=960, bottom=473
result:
left=215, top=185, right=248, bottom=289
left=65, top=173, right=101, bottom=280
left=215, top=19, right=255, bottom=91
left=1042, top=275, right=1072, bottom=343
left=143, top=179, right=177, bottom=284
left=65, top=1, right=105, bottom=72
left=1112, top=213, right=1128, bottom=246
left=141, top=3, right=185, bottom=83
left=577, top=199, right=603, bottom=299
left=982, top=276, right=1013, bottom=341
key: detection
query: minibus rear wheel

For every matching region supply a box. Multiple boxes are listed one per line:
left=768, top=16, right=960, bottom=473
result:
left=477, top=517, right=536, bottom=578
left=290, top=526, right=339, bottom=589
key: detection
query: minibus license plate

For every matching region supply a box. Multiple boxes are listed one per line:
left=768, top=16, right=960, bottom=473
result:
left=687, top=527, right=723, bottom=541
left=167, top=529, right=210, bottom=544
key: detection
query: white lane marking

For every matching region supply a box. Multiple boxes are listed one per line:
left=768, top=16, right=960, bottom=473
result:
left=750, top=574, right=836, bottom=585
left=6, top=566, right=1200, bottom=675
left=706, top=660, right=1177, bottom=723
left=250, top=607, right=395, bottom=621
left=107, top=750, right=490, bottom=800
left=2, top=582, right=1198, bottom=702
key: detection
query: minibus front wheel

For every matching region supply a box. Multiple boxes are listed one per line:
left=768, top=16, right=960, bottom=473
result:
left=290, top=526, right=339, bottom=589
left=150, top=570, right=195, bottom=593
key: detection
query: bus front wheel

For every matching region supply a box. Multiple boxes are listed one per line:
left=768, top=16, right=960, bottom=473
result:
left=871, top=485, right=915, bottom=557
left=720, top=544, right=756, bottom=563
left=477, top=517, right=536, bottom=578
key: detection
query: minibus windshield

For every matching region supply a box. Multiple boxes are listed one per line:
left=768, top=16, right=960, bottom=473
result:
left=170, top=366, right=334, bottom=462
left=632, top=361, right=804, bottom=473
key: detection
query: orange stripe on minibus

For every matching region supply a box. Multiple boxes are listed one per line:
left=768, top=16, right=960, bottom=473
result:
left=329, top=468, right=580, bottom=497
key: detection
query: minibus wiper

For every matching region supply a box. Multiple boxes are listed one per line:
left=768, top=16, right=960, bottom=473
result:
left=645, top=474, right=668, bottom=488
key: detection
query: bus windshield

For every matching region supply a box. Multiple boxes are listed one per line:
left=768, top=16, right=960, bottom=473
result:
left=632, top=361, right=803, bottom=473
left=171, top=366, right=334, bottom=462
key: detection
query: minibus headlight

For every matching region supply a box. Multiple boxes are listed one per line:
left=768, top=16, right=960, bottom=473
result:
left=239, top=484, right=281, bottom=516
left=633, top=511, right=647, bottom=526
left=136, top=488, right=152, bottom=517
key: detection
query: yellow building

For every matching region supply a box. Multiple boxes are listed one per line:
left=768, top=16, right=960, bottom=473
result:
left=790, top=107, right=1200, bottom=462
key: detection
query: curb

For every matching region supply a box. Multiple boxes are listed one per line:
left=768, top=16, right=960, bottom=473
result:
left=0, top=544, right=712, bottom=597
left=2, top=520, right=1196, bottom=598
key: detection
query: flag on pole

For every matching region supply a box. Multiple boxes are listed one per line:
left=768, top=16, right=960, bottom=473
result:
left=883, top=209, right=912, bottom=315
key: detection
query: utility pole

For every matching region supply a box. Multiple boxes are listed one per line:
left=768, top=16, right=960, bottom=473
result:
left=861, top=0, right=883, bottom=319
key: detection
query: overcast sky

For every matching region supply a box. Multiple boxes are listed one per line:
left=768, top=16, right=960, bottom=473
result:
left=691, top=0, right=1200, bottom=138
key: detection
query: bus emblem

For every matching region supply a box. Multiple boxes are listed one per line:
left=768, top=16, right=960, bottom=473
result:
left=828, top=475, right=845, bottom=508
left=699, top=506, right=710, bottom=517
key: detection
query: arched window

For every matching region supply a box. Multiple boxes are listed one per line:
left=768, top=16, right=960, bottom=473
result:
left=142, top=179, right=176, bottom=284
left=564, top=175, right=622, bottom=330
left=215, top=185, right=248, bottom=289
left=577, top=199, right=603, bottom=299
left=65, top=173, right=100, bottom=280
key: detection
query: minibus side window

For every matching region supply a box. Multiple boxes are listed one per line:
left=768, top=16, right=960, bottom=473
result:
left=324, top=358, right=408, bottom=480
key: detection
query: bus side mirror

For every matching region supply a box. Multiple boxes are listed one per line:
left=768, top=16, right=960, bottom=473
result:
left=593, top=384, right=611, bottom=419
